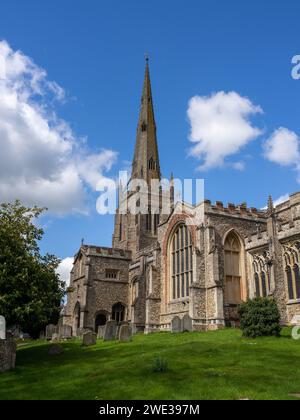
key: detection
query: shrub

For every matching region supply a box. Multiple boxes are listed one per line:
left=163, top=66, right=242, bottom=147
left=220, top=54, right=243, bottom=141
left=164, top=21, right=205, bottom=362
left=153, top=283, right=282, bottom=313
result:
left=238, top=297, right=281, bottom=338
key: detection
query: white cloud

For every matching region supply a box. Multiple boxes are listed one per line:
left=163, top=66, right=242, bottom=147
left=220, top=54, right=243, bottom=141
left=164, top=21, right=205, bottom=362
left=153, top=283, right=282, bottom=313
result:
left=56, top=257, right=74, bottom=287
left=231, top=161, right=245, bottom=171
left=0, top=40, right=117, bottom=214
left=264, top=127, right=300, bottom=167
left=77, top=150, right=117, bottom=190
left=273, top=194, right=290, bottom=207
left=187, top=91, right=263, bottom=170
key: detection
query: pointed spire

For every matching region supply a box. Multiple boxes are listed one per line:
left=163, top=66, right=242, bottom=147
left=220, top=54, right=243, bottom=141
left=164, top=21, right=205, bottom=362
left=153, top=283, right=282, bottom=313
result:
left=267, top=195, right=274, bottom=216
left=131, top=57, right=161, bottom=184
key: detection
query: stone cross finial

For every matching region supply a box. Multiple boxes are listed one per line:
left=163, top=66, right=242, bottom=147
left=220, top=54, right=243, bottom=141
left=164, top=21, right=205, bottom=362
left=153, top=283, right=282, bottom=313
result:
left=0, top=316, right=6, bottom=340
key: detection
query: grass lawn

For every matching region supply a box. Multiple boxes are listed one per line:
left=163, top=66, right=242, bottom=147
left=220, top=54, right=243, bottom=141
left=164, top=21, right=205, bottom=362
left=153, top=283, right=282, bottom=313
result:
left=0, top=328, right=300, bottom=400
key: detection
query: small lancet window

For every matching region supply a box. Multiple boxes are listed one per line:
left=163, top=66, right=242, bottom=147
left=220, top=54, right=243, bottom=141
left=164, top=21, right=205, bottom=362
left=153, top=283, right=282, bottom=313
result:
left=141, top=122, right=147, bottom=132
left=149, top=158, right=156, bottom=171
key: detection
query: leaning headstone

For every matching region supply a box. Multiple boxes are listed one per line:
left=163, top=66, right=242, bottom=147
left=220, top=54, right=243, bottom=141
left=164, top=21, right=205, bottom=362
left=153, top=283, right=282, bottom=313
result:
left=171, top=316, right=182, bottom=333
left=46, top=324, right=57, bottom=341
left=82, top=331, right=97, bottom=346
left=58, top=325, right=72, bottom=339
left=182, top=314, right=193, bottom=332
left=103, top=321, right=117, bottom=341
left=48, top=344, right=63, bottom=355
left=97, top=326, right=105, bottom=339
left=0, top=316, right=6, bottom=340
left=119, top=325, right=132, bottom=342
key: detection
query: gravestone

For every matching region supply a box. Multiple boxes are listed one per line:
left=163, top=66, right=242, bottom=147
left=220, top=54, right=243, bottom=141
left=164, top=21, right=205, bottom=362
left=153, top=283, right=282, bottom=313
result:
left=103, top=321, right=117, bottom=341
left=58, top=325, right=72, bottom=339
left=51, top=333, right=59, bottom=342
left=46, top=324, right=58, bottom=340
left=82, top=331, right=97, bottom=346
left=0, top=316, right=6, bottom=340
left=48, top=344, right=63, bottom=355
left=39, top=331, right=45, bottom=340
left=182, top=314, right=193, bottom=332
left=119, top=325, right=132, bottom=342
left=171, top=316, right=182, bottom=333
left=116, top=322, right=128, bottom=339
left=0, top=338, right=16, bottom=373
left=97, top=326, right=105, bottom=339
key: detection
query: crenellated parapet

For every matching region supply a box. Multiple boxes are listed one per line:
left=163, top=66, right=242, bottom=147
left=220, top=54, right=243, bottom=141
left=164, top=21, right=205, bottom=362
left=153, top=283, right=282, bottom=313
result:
left=204, top=199, right=266, bottom=221
left=79, top=246, right=132, bottom=260
left=245, top=230, right=269, bottom=251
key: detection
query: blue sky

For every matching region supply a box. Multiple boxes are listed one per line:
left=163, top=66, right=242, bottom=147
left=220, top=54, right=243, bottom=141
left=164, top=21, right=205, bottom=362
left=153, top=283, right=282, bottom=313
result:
left=1, top=0, right=300, bottom=276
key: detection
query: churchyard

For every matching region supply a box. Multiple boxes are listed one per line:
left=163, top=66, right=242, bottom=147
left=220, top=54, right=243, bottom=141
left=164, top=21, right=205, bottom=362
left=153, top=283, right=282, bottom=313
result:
left=0, top=328, right=300, bottom=400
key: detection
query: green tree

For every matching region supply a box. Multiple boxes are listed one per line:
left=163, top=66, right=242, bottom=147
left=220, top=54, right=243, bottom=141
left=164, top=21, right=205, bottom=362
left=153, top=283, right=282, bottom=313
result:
left=0, top=201, right=65, bottom=337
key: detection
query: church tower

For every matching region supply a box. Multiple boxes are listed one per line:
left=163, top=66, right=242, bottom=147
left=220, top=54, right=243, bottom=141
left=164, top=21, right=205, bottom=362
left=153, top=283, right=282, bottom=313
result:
left=113, top=58, right=162, bottom=257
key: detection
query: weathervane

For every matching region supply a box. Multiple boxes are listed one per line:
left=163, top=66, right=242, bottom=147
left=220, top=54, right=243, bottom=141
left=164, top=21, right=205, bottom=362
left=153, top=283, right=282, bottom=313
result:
left=145, top=53, right=149, bottom=63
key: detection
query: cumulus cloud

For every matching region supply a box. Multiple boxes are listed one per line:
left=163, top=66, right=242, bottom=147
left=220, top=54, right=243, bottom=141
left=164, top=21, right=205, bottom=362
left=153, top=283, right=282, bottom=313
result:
left=187, top=91, right=263, bottom=170
left=273, top=194, right=290, bottom=207
left=0, top=40, right=117, bottom=214
left=56, top=257, right=74, bottom=287
left=264, top=127, right=300, bottom=167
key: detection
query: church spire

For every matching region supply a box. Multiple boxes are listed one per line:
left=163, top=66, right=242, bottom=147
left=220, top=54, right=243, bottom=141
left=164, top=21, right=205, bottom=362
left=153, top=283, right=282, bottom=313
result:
left=131, top=57, right=161, bottom=183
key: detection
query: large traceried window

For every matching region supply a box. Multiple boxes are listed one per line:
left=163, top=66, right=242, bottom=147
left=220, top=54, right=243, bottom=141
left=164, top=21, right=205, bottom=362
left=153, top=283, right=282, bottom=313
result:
left=171, top=224, right=193, bottom=300
left=285, top=263, right=300, bottom=301
left=253, top=253, right=270, bottom=298
left=224, top=232, right=242, bottom=305
left=283, top=241, right=300, bottom=301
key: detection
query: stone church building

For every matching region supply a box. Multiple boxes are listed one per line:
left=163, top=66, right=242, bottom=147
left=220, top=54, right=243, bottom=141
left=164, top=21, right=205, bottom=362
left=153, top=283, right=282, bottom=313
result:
left=63, top=60, right=300, bottom=335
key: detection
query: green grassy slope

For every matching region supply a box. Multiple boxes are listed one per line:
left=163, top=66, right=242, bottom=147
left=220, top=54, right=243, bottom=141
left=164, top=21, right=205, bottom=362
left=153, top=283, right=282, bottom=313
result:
left=0, top=328, right=299, bottom=400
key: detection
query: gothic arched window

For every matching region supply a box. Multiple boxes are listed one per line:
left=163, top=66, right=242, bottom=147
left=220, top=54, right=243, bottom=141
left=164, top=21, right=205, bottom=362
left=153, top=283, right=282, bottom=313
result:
left=254, top=273, right=260, bottom=297
left=261, top=272, right=267, bottom=297
left=170, top=224, right=193, bottom=300
left=283, top=243, right=300, bottom=301
left=294, top=264, right=300, bottom=299
left=286, top=266, right=294, bottom=300
left=74, top=302, right=81, bottom=331
left=112, top=303, right=125, bottom=323
left=224, top=232, right=242, bottom=305
left=95, top=312, right=107, bottom=332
